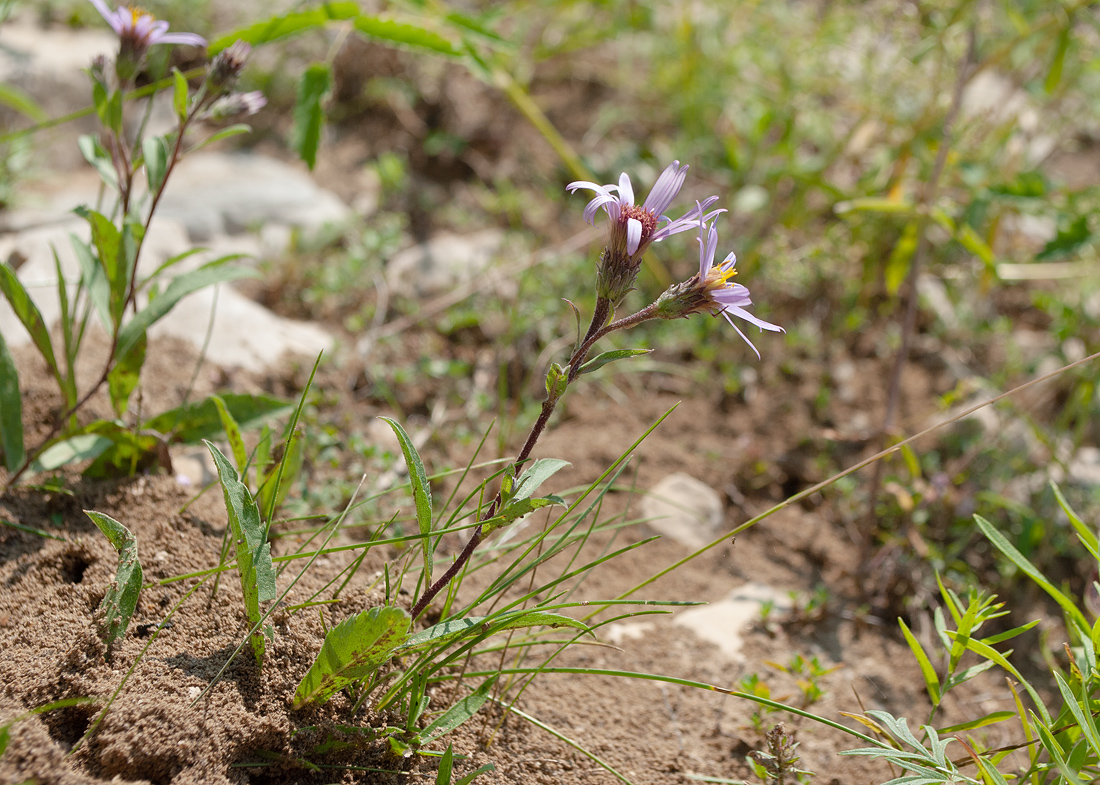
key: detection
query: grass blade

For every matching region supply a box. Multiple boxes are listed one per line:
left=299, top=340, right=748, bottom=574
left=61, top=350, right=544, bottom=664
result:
left=420, top=677, right=496, bottom=744
left=0, top=330, right=24, bottom=472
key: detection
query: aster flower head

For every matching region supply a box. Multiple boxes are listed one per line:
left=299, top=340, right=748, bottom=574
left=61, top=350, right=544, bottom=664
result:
left=655, top=211, right=783, bottom=358
left=89, top=0, right=206, bottom=83
left=207, top=40, right=252, bottom=93
left=202, top=90, right=266, bottom=121
left=568, top=161, right=723, bottom=305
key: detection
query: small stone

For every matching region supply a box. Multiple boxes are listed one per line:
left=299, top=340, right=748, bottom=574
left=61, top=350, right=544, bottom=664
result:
left=641, top=472, right=724, bottom=549
left=673, top=583, right=794, bottom=662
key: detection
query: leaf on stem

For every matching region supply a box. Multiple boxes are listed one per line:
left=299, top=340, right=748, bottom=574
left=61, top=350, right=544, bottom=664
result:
left=86, top=510, right=143, bottom=647
left=380, top=416, right=434, bottom=584
left=291, top=63, right=331, bottom=170
left=353, top=16, right=460, bottom=57
left=0, top=331, right=24, bottom=472
left=107, top=330, right=146, bottom=417
left=172, top=67, right=189, bottom=121
left=143, top=135, right=170, bottom=194
left=577, top=349, right=652, bottom=376
left=292, top=605, right=411, bottom=709
left=418, top=677, right=496, bottom=745
left=207, top=441, right=276, bottom=665
left=396, top=608, right=591, bottom=654
left=206, top=3, right=360, bottom=52
left=212, top=395, right=249, bottom=481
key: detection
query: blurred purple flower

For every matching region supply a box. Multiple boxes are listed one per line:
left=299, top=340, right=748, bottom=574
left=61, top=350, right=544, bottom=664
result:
left=568, top=161, right=721, bottom=258
left=90, top=0, right=207, bottom=48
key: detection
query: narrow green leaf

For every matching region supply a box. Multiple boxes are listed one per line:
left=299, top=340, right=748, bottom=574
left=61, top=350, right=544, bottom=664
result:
left=455, top=764, right=496, bottom=785
left=207, top=442, right=276, bottom=664
left=258, top=428, right=302, bottom=519
left=0, top=331, right=24, bottom=472
left=354, top=15, right=460, bottom=56
left=420, top=677, right=496, bottom=744
left=380, top=416, right=433, bottom=583
left=1055, top=671, right=1100, bottom=758
left=292, top=605, right=411, bottom=708
left=142, top=135, right=169, bottom=194
left=212, top=395, right=248, bottom=480
left=885, top=221, right=918, bottom=295
left=436, top=744, right=454, bottom=785
left=0, top=82, right=47, bottom=122
left=936, top=711, right=1015, bottom=734
left=899, top=619, right=940, bottom=704
left=1044, top=22, right=1071, bottom=94
left=511, top=458, right=569, bottom=502
left=578, top=349, right=652, bottom=376
left=70, top=234, right=111, bottom=329
left=1033, top=712, right=1086, bottom=785
left=172, top=67, right=188, bottom=120
left=29, top=434, right=113, bottom=474
left=979, top=618, right=1039, bottom=646
left=107, top=329, right=146, bottom=417
left=0, top=262, right=59, bottom=381
left=481, top=495, right=565, bottom=534
left=192, top=123, right=253, bottom=152
left=73, top=207, right=126, bottom=323
left=206, top=3, right=361, bottom=52
left=144, top=393, right=292, bottom=443
left=116, top=260, right=258, bottom=358
left=1051, top=481, right=1096, bottom=554
left=291, top=63, right=330, bottom=170
left=975, top=515, right=1088, bottom=633
left=397, top=609, right=591, bottom=654
left=77, top=134, right=118, bottom=189
left=85, top=510, right=143, bottom=647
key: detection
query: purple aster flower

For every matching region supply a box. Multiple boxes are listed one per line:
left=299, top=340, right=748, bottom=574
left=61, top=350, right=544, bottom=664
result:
left=89, top=0, right=206, bottom=83
left=203, top=90, right=267, bottom=120
left=655, top=212, right=783, bottom=358
left=568, top=161, right=721, bottom=258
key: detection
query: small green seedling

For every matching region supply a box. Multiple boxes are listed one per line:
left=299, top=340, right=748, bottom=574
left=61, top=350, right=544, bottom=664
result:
left=86, top=510, right=143, bottom=648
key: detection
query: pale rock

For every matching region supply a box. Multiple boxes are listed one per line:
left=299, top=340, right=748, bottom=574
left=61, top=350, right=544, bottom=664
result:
left=673, top=583, right=794, bottom=662
left=641, top=472, right=724, bottom=550
left=386, top=229, right=506, bottom=299
left=155, top=153, right=352, bottom=241
left=603, top=622, right=655, bottom=647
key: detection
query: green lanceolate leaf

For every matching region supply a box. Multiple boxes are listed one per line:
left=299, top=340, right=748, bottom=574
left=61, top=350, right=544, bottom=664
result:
left=975, top=515, right=1088, bottom=633
left=292, top=605, right=411, bottom=709
left=73, top=207, right=125, bottom=322
left=70, top=234, right=111, bottom=329
left=510, top=458, right=568, bottom=502
left=397, top=609, right=591, bottom=655
left=206, top=3, right=360, bottom=52
left=0, top=331, right=24, bottom=472
left=144, top=393, right=291, bottom=443
left=419, top=677, right=496, bottom=745
left=354, top=15, right=460, bottom=56
left=192, top=124, right=252, bottom=152
left=28, top=434, right=113, bottom=474
left=116, top=260, right=258, bottom=358
left=291, top=63, right=331, bottom=170
left=207, top=441, right=276, bottom=665
left=898, top=619, right=940, bottom=705
left=0, top=82, right=46, bottom=122
left=77, top=135, right=119, bottom=189
left=172, top=67, right=188, bottom=120
left=143, top=135, right=170, bottom=194
left=379, top=416, right=434, bottom=584
left=107, top=329, right=146, bottom=417
left=544, top=362, right=567, bottom=399
left=578, top=349, right=652, bottom=376
left=212, top=395, right=248, bottom=480
left=0, top=262, right=59, bottom=381
left=481, top=495, right=565, bottom=535
left=85, top=510, right=143, bottom=647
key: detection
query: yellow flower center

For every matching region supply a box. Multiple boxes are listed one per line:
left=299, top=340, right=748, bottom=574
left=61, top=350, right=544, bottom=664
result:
left=705, top=265, right=737, bottom=289
left=128, top=5, right=154, bottom=24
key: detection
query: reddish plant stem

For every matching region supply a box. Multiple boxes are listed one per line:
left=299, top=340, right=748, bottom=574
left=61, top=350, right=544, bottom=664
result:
left=409, top=299, right=661, bottom=620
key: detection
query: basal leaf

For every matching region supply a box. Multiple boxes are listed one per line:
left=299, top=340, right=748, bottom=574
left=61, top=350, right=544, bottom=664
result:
left=0, top=262, right=59, bottom=381
left=292, top=605, right=411, bottom=708
left=207, top=441, right=276, bottom=665
left=28, top=434, right=113, bottom=474
left=107, top=329, right=146, bottom=417
left=291, top=63, right=330, bottom=170
left=144, top=393, right=292, bottom=443
left=380, top=417, right=433, bottom=584
left=0, top=331, right=24, bottom=472
left=85, top=510, right=143, bottom=647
